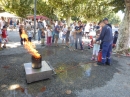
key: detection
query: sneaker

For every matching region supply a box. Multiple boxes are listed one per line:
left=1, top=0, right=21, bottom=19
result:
left=106, top=62, right=112, bottom=66
left=91, top=57, right=95, bottom=60
left=95, top=58, right=98, bottom=62
left=97, top=62, right=106, bottom=66
left=3, top=46, right=6, bottom=48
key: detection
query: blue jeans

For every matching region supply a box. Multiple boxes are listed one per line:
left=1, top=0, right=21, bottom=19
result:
left=52, top=31, right=55, bottom=43
left=38, top=30, right=42, bottom=41
left=75, top=35, right=83, bottom=50
left=102, top=42, right=112, bottom=64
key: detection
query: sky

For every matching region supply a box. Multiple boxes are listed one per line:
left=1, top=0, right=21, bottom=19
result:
left=117, top=10, right=124, bottom=21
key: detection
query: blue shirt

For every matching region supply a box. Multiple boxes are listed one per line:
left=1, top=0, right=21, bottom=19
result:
left=75, top=26, right=83, bottom=36
left=96, top=25, right=113, bottom=43
left=54, top=25, right=60, bottom=35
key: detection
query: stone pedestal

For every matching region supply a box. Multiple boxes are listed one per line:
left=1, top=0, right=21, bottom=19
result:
left=24, top=61, right=53, bottom=83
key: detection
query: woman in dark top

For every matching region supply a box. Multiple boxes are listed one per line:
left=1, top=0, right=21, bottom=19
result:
left=66, top=27, right=71, bottom=47
left=113, top=31, right=118, bottom=48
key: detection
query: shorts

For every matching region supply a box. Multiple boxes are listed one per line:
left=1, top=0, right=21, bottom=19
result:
left=55, top=34, right=59, bottom=39
left=66, top=36, right=69, bottom=42
left=0, top=38, right=2, bottom=43
left=9, top=25, right=13, bottom=28
left=3, top=38, right=8, bottom=43
left=85, top=32, right=89, bottom=34
left=93, top=44, right=100, bottom=56
left=62, top=34, right=66, bottom=39
left=41, top=38, right=45, bottom=44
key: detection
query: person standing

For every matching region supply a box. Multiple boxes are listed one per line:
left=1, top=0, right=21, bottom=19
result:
left=96, top=20, right=113, bottom=66
left=46, top=25, right=52, bottom=46
left=54, top=21, right=61, bottom=47
left=103, top=18, right=112, bottom=28
left=50, top=20, right=55, bottom=43
left=75, top=21, right=83, bottom=51
left=62, top=24, right=67, bottom=45
left=2, top=26, right=8, bottom=48
left=37, top=18, right=44, bottom=43
left=9, top=18, right=13, bottom=31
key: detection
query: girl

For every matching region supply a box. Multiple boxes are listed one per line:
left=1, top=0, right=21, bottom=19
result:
left=41, top=28, right=45, bottom=46
left=46, top=25, right=52, bottom=46
left=91, top=34, right=100, bottom=61
left=26, top=26, right=33, bottom=42
left=69, top=28, right=76, bottom=51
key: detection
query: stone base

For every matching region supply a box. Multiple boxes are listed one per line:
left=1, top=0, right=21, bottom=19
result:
left=24, top=61, right=53, bottom=83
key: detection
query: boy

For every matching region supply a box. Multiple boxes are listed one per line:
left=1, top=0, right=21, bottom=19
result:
left=0, top=29, right=2, bottom=50
left=2, top=26, right=8, bottom=48
left=41, top=28, right=45, bottom=46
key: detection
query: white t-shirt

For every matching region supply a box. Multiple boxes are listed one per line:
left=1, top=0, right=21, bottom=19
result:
left=62, top=27, right=67, bottom=34
left=0, top=20, right=4, bottom=29
left=27, top=31, right=33, bottom=37
left=47, top=29, right=52, bottom=37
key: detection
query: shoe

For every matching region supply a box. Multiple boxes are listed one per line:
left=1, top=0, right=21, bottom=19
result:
left=97, top=62, right=105, bottom=66
left=3, top=46, right=6, bottom=48
left=106, top=62, right=112, bottom=66
left=95, top=58, right=98, bottom=62
left=91, top=57, right=95, bottom=60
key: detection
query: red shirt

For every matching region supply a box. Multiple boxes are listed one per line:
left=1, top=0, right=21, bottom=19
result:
left=2, top=29, right=7, bottom=38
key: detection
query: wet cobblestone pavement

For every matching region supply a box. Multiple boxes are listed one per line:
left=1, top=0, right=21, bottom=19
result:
left=1, top=45, right=130, bottom=97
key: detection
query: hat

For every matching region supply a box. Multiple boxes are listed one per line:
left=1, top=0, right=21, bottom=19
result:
left=103, top=18, right=108, bottom=21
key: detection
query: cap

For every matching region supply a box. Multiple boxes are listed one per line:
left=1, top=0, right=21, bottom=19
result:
left=103, top=18, right=108, bottom=21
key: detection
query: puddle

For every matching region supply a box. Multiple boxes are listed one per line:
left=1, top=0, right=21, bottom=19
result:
left=55, top=62, right=93, bottom=84
left=80, top=63, right=92, bottom=77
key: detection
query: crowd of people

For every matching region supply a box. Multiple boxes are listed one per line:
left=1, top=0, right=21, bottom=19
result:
left=0, top=16, right=119, bottom=66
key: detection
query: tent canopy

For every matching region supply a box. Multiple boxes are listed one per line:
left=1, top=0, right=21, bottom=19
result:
left=0, top=12, right=18, bottom=18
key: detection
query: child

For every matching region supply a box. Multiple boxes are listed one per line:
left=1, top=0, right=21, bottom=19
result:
left=2, top=26, right=8, bottom=48
left=113, top=31, right=118, bottom=48
left=19, top=25, right=26, bottom=45
left=41, top=28, right=45, bottom=46
left=69, top=29, right=76, bottom=51
left=66, top=27, right=71, bottom=47
left=91, top=34, right=100, bottom=61
left=26, top=26, right=33, bottom=42
left=0, top=29, right=2, bottom=50
left=46, top=25, right=52, bottom=46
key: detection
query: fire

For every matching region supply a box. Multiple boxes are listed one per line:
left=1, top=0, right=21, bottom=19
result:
left=21, top=29, right=41, bottom=59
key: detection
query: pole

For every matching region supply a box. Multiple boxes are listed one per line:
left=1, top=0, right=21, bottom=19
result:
left=34, top=0, right=37, bottom=39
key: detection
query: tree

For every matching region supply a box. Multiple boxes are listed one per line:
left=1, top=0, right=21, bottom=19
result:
left=0, top=0, right=33, bottom=17
left=47, top=0, right=87, bottom=26
left=106, top=12, right=121, bottom=25
left=82, top=0, right=113, bottom=22
left=36, top=0, right=57, bottom=20
left=108, top=0, right=130, bottom=51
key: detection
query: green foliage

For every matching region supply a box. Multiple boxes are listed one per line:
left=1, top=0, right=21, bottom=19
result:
left=37, top=0, right=57, bottom=19
left=108, top=0, right=125, bottom=12
left=106, top=12, right=121, bottom=25
left=0, top=0, right=33, bottom=17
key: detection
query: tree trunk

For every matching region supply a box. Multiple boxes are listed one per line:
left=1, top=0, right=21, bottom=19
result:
left=116, top=0, right=130, bottom=52
left=66, top=17, right=71, bottom=27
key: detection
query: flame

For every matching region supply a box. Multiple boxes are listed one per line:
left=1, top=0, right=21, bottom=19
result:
left=21, top=30, right=41, bottom=58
